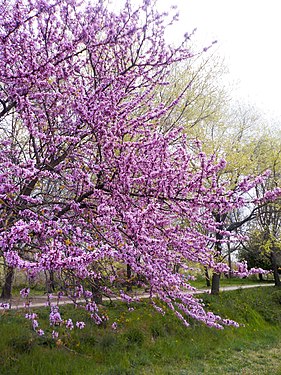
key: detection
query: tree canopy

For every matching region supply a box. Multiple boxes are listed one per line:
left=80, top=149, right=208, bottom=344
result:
left=0, top=0, right=280, bottom=334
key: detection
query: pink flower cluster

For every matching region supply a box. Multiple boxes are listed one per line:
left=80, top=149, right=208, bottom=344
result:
left=0, top=0, right=280, bottom=330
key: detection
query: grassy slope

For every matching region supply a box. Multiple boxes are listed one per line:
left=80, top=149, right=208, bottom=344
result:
left=1, top=287, right=281, bottom=375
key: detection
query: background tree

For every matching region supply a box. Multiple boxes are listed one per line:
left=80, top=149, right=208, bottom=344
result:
left=246, top=132, right=281, bottom=285
left=239, top=228, right=273, bottom=280
left=156, top=48, right=280, bottom=293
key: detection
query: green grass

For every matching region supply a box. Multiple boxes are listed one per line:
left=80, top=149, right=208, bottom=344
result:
left=1, top=287, right=281, bottom=374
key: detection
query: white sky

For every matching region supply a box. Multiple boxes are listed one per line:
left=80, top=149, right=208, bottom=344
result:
left=157, top=0, right=281, bottom=123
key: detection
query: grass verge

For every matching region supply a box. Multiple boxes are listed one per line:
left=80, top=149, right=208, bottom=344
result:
left=1, top=286, right=281, bottom=374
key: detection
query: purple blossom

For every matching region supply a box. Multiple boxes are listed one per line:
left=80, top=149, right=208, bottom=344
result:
left=0, top=0, right=279, bottom=333
left=0, top=303, right=10, bottom=309
left=65, top=318, right=74, bottom=330
left=49, top=307, right=62, bottom=326
left=76, top=321, right=85, bottom=329
left=32, top=320, right=39, bottom=329
left=91, top=313, right=103, bottom=325
left=85, top=302, right=98, bottom=312
left=37, top=329, right=45, bottom=336
left=25, top=313, right=37, bottom=320
left=84, top=290, right=93, bottom=299
left=52, top=330, right=59, bottom=339
left=20, top=288, right=30, bottom=298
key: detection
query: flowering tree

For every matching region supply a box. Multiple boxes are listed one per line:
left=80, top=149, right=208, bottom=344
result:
left=0, top=0, right=280, bottom=333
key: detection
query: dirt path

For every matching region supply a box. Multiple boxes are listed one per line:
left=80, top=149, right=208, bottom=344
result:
left=0, top=283, right=275, bottom=310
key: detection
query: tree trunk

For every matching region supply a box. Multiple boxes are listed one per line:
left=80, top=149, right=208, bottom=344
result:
left=92, top=279, right=103, bottom=304
left=1, top=266, right=14, bottom=299
left=204, top=266, right=211, bottom=287
left=227, top=242, right=232, bottom=278
left=46, top=270, right=56, bottom=293
left=270, top=251, right=281, bottom=287
left=126, top=264, right=132, bottom=292
left=211, top=212, right=225, bottom=295
left=258, top=273, right=264, bottom=281
left=211, top=272, right=221, bottom=295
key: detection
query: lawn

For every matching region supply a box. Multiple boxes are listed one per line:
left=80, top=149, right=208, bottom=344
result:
left=1, top=286, right=281, bottom=374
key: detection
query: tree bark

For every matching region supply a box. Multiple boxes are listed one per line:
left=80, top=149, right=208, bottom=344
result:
left=227, top=242, right=232, bottom=278
left=270, top=251, right=281, bottom=287
left=211, top=272, right=221, bottom=295
left=126, top=264, right=132, bottom=292
left=1, top=266, right=14, bottom=299
left=46, top=270, right=56, bottom=293
left=92, top=279, right=103, bottom=304
left=204, top=266, right=211, bottom=287
left=210, top=213, right=225, bottom=295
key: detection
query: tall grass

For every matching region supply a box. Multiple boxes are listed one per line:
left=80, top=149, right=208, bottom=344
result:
left=1, top=286, right=281, bottom=374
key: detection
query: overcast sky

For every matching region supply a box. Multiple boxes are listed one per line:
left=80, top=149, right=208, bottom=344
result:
left=157, top=0, right=281, bottom=122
